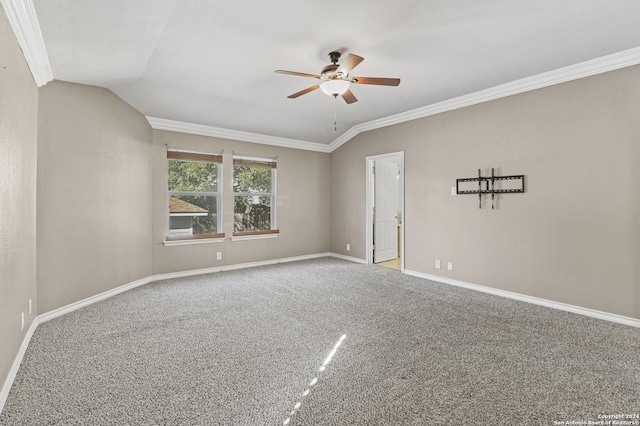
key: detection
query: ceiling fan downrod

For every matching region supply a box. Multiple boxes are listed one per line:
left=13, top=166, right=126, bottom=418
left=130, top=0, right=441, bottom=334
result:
left=328, top=51, right=342, bottom=64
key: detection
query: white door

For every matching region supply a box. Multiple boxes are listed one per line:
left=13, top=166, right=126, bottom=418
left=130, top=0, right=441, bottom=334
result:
left=374, top=160, right=399, bottom=263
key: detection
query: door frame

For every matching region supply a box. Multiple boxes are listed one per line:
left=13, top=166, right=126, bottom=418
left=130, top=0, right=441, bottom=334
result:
left=366, top=151, right=405, bottom=271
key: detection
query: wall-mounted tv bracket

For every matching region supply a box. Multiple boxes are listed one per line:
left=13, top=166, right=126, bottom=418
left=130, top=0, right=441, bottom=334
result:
left=456, top=168, right=524, bottom=209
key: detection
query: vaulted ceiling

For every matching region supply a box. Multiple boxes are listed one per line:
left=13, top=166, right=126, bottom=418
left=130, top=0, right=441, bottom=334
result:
left=24, top=0, right=640, bottom=147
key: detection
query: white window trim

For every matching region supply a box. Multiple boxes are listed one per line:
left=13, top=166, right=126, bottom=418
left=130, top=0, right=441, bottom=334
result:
left=232, top=164, right=277, bottom=232
left=230, top=233, right=279, bottom=242
left=167, top=151, right=223, bottom=239
left=163, top=237, right=225, bottom=247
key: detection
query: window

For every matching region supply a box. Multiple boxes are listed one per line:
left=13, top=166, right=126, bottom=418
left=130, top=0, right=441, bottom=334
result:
left=233, top=155, right=278, bottom=236
left=167, top=149, right=223, bottom=240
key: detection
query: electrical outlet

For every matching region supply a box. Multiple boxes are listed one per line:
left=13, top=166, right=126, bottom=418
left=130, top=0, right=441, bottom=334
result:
left=29, top=299, right=32, bottom=315
left=21, top=312, right=24, bottom=331
left=435, top=260, right=440, bottom=269
left=216, top=252, right=222, bottom=261
left=447, top=262, right=453, bottom=271
left=346, top=244, right=350, bottom=251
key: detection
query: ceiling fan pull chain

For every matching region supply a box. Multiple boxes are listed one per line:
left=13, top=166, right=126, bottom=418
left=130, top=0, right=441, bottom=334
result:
left=334, top=95, right=338, bottom=131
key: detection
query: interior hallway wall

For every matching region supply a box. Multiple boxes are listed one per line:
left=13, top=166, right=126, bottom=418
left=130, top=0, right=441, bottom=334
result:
left=331, top=65, right=640, bottom=320
left=37, top=81, right=153, bottom=313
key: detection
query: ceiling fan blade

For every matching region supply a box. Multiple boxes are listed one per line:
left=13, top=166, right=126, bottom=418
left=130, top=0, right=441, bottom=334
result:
left=336, top=54, right=364, bottom=75
left=341, top=89, right=358, bottom=104
left=352, top=77, right=401, bottom=86
left=287, top=85, right=320, bottom=99
left=274, top=70, right=320, bottom=79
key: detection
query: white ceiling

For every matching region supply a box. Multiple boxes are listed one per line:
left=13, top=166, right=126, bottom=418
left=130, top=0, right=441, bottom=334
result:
left=31, top=0, right=640, bottom=145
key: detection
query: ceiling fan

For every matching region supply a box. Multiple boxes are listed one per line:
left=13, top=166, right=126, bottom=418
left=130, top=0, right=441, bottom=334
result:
left=274, top=51, right=400, bottom=104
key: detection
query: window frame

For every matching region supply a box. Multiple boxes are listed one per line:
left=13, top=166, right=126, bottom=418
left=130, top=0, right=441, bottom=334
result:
left=165, top=148, right=224, bottom=244
left=232, top=154, right=279, bottom=239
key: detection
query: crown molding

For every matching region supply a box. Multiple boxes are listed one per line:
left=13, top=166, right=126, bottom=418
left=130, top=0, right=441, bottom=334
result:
left=151, top=46, right=640, bottom=154
left=146, top=116, right=332, bottom=153
left=5, top=0, right=640, bottom=147
left=327, top=46, right=640, bottom=152
left=1, top=0, right=53, bottom=87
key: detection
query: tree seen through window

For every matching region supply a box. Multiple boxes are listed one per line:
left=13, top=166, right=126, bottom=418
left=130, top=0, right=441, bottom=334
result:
left=168, top=154, right=220, bottom=237
left=233, top=161, right=275, bottom=233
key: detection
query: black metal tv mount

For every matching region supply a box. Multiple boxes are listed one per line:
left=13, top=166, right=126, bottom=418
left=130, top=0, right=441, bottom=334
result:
left=456, top=168, right=524, bottom=209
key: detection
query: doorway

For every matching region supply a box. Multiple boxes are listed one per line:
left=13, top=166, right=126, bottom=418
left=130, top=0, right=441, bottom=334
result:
left=366, top=152, right=404, bottom=271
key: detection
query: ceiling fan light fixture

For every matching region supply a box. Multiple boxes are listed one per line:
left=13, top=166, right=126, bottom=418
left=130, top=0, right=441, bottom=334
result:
left=320, top=79, right=350, bottom=97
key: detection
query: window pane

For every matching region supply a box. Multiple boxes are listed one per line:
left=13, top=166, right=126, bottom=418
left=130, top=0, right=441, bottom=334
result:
left=169, top=195, right=218, bottom=236
left=234, top=196, right=271, bottom=232
left=168, top=159, right=218, bottom=192
left=233, top=165, right=271, bottom=193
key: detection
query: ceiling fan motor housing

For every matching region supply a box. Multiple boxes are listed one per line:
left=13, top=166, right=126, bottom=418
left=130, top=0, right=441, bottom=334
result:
left=321, top=64, right=343, bottom=80
left=275, top=50, right=400, bottom=104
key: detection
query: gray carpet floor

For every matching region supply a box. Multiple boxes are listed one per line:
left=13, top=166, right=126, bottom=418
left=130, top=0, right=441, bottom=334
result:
left=1, top=258, right=639, bottom=425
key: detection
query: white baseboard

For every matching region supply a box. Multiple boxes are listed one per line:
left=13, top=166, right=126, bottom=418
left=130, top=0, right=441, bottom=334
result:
left=0, top=318, right=39, bottom=414
left=404, top=269, right=640, bottom=328
left=40, top=253, right=338, bottom=323
left=2, top=252, right=338, bottom=416
left=38, top=276, right=153, bottom=324
left=151, top=252, right=333, bottom=281
left=328, top=252, right=367, bottom=264
left=7, top=255, right=635, bottom=417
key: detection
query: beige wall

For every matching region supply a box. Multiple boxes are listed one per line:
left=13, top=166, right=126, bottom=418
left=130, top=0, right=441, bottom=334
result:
left=37, top=81, right=153, bottom=313
left=2, top=8, right=638, bottom=399
left=331, top=65, right=640, bottom=320
left=152, top=130, right=331, bottom=274
left=0, top=7, right=39, bottom=392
